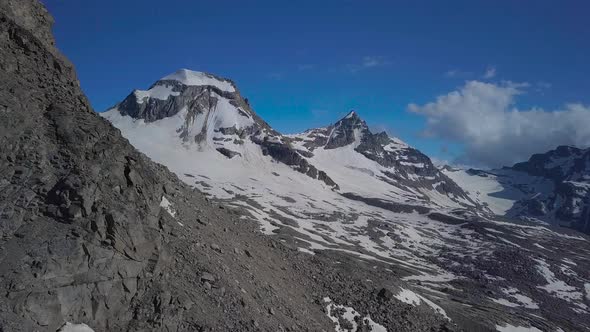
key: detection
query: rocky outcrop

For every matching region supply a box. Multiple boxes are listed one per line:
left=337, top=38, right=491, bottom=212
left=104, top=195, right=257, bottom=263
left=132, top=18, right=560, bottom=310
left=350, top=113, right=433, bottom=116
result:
left=0, top=2, right=171, bottom=329
left=510, top=146, right=590, bottom=233
left=259, top=141, right=339, bottom=189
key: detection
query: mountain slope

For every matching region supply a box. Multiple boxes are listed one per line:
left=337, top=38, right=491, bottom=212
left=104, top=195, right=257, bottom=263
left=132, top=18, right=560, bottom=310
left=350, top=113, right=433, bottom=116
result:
left=0, top=2, right=463, bottom=331
left=104, top=69, right=590, bottom=331
left=443, top=145, right=590, bottom=234
left=103, top=69, right=338, bottom=189
left=287, top=111, right=476, bottom=209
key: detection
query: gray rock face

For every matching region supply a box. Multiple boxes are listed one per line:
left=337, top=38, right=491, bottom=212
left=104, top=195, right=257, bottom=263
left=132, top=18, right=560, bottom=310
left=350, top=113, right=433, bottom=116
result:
left=0, top=3, right=169, bottom=328
left=324, top=111, right=372, bottom=149
left=258, top=140, right=340, bottom=189
left=510, top=145, right=590, bottom=233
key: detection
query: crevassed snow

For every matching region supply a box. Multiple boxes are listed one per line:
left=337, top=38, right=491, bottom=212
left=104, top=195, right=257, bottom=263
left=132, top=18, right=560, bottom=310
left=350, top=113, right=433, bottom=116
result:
left=134, top=84, right=179, bottom=104
left=495, top=324, right=542, bottom=332
left=57, top=322, right=95, bottom=332
left=161, top=69, right=235, bottom=92
left=160, top=196, right=176, bottom=217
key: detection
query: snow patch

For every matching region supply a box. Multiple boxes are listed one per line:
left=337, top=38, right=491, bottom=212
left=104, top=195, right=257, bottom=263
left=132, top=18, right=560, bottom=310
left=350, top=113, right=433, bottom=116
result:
left=160, top=196, right=176, bottom=217
left=394, top=288, right=421, bottom=305
left=394, top=288, right=450, bottom=320
left=134, top=84, right=179, bottom=103
left=492, top=298, right=520, bottom=307
left=535, top=258, right=583, bottom=302
left=324, top=298, right=387, bottom=332
left=57, top=322, right=95, bottom=332
left=161, top=69, right=235, bottom=92
left=495, top=324, right=542, bottom=332
left=298, top=247, right=315, bottom=255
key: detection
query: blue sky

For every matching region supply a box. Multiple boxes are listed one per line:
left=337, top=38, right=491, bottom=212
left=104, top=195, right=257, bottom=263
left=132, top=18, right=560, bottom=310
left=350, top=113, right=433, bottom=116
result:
left=44, top=0, right=590, bottom=167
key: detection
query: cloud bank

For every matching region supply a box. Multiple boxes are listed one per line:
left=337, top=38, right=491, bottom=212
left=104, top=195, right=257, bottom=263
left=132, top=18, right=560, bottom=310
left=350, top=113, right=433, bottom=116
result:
left=408, top=81, right=590, bottom=168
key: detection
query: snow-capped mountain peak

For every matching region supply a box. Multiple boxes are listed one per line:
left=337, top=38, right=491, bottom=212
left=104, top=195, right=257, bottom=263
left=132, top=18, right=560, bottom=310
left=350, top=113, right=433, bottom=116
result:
left=325, top=110, right=370, bottom=149
left=160, top=69, right=236, bottom=92
left=102, top=69, right=339, bottom=188
left=104, top=72, right=475, bottom=211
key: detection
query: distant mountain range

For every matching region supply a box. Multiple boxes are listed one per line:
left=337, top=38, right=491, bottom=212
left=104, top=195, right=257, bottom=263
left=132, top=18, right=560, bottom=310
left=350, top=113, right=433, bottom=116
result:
left=443, top=145, right=590, bottom=233
left=100, top=68, right=590, bottom=330
left=103, top=69, right=590, bottom=235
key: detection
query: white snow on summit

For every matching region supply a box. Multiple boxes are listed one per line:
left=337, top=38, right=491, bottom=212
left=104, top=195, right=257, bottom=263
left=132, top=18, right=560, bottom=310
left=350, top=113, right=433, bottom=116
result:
left=161, top=69, right=235, bottom=92
left=134, top=84, right=180, bottom=104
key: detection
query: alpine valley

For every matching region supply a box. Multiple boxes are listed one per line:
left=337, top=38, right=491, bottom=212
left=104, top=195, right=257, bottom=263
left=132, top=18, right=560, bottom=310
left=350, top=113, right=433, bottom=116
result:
left=102, top=69, right=590, bottom=331
left=1, top=1, right=590, bottom=330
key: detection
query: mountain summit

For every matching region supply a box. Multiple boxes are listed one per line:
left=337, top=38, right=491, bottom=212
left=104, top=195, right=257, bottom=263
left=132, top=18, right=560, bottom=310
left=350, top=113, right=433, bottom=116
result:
left=103, top=69, right=338, bottom=190
left=104, top=71, right=475, bottom=211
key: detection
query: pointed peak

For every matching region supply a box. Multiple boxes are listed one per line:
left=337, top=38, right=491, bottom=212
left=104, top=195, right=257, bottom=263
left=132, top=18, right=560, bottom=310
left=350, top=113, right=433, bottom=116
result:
left=336, top=110, right=365, bottom=125
left=159, top=69, right=236, bottom=92
left=345, top=110, right=358, bottom=119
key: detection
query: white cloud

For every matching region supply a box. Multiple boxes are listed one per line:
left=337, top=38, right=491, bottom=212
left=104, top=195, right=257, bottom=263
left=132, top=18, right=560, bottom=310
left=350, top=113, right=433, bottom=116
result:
left=408, top=81, right=590, bottom=168
left=483, top=66, right=497, bottom=79
left=445, top=69, right=471, bottom=78
left=362, top=56, right=388, bottom=68
left=347, top=56, right=390, bottom=73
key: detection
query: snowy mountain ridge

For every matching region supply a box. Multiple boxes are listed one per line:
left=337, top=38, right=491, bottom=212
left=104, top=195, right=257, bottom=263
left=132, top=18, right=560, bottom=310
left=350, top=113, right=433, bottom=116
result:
left=102, top=69, right=590, bottom=331
left=104, top=69, right=474, bottom=211
left=443, top=145, right=590, bottom=233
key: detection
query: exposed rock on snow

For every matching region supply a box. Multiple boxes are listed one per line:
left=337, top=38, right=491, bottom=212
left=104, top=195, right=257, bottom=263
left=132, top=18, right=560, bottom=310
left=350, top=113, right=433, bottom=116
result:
left=443, top=145, right=590, bottom=234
